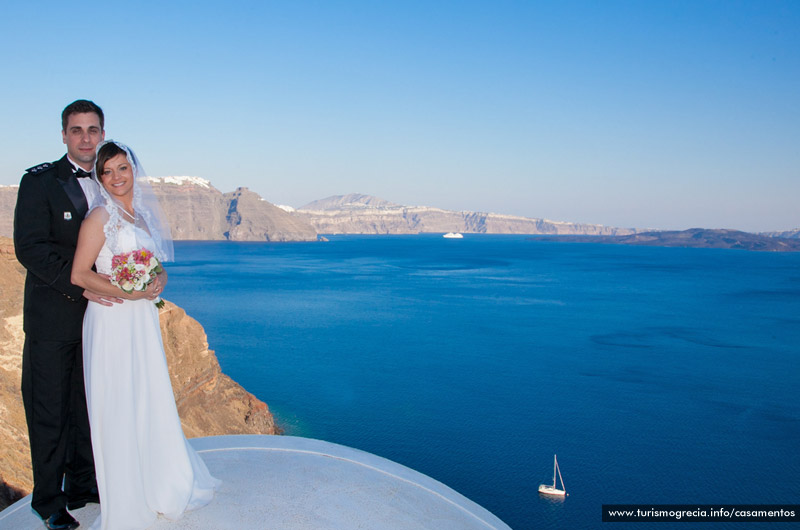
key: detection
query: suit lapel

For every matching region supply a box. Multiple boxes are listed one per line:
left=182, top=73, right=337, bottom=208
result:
left=56, top=156, right=89, bottom=218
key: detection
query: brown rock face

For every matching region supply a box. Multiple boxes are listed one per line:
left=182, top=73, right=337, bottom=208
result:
left=224, top=187, right=318, bottom=242
left=1, top=180, right=318, bottom=242
left=0, top=238, right=28, bottom=509
left=159, top=301, right=277, bottom=437
left=147, top=179, right=317, bottom=241
left=0, top=237, right=278, bottom=510
left=0, top=187, right=17, bottom=239
left=150, top=179, right=230, bottom=240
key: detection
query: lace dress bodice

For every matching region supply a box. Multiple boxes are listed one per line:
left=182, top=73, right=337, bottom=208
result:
left=95, top=221, right=157, bottom=276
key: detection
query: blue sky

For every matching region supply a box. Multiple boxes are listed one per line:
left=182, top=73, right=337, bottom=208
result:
left=1, top=1, right=798, bottom=232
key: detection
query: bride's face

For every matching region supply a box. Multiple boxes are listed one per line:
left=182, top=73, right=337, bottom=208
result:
left=100, top=153, right=134, bottom=199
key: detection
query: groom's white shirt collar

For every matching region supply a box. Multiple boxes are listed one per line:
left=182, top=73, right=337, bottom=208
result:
left=67, top=155, right=90, bottom=173
left=66, top=155, right=101, bottom=203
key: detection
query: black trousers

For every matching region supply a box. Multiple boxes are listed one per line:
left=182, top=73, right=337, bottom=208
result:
left=21, top=337, right=96, bottom=518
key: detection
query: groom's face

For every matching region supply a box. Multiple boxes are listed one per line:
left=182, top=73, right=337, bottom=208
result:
left=62, top=112, right=105, bottom=170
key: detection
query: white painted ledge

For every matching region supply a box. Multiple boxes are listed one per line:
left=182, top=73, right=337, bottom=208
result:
left=0, top=435, right=511, bottom=529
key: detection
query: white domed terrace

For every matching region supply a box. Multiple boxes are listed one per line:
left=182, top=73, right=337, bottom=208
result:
left=0, top=435, right=511, bottom=530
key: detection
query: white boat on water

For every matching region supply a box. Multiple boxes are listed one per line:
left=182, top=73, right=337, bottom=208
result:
left=538, top=454, right=567, bottom=497
left=443, top=232, right=463, bottom=239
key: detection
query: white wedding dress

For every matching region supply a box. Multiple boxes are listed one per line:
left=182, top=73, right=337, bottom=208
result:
left=83, top=221, right=220, bottom=530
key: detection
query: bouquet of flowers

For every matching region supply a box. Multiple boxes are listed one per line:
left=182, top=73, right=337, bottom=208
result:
left=110, top=248, right=165, bottom=308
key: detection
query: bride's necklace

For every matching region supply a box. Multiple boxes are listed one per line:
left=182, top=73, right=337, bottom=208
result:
left=119, top=206, right=136, bottom=222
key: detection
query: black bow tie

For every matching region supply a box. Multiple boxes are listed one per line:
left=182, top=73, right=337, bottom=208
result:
left=74, top=169, right=91, bottom=179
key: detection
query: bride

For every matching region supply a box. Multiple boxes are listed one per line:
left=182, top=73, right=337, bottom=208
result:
left=71, top=141, right=220, bottom=529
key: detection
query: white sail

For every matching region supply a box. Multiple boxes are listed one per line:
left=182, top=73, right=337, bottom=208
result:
left=538, top=454, right=567, bottom=496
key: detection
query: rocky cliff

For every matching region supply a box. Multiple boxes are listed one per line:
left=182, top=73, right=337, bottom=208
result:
left=4, top=181, right=796, bottom=240
left=295, top=194, right=637, bottom=236
left=148, top=177, right=229, bottom=240
left=0, top=237, right=278, bottom=510
left=0, top=186, right=16, bottom=239
left=0, top=179, right=318, bottom=242
left=148, top=178, right=318, bottom=242
left=223, top=187, right=319, bottom=242
left=0, top=239, right=27, bottom=509
left=0, top=186, right=635, bottom=239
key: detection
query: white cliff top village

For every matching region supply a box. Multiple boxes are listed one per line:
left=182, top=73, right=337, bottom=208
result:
left=146, top=176, right=213, bottom=189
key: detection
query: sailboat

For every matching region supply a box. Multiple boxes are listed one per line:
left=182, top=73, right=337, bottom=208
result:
left=538, top=454, right=567, bottom=496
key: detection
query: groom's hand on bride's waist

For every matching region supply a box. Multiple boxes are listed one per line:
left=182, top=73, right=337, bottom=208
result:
left=81, top=273, right=123, bottom=305
left=83, top=289, right=123, bottom=306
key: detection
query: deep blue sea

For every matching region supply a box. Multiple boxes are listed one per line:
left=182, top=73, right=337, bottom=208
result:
left=165, top=235, right=800, bottom=529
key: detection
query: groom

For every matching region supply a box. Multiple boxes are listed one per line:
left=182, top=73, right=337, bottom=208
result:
left=14, top=100, right=121, bottom=530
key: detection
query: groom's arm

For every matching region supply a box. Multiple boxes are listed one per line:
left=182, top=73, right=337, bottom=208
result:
left=14, top=171, right=86, bottom=302
left=81, top=276, right=123, bottom=306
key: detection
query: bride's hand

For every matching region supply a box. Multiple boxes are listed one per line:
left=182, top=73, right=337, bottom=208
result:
left=150, top=274, right=164, bottom=298
left=143, top=280, right=160, bottom=300
left=154, top=270, right=167, bottom=295
left=123, top=281, right=158, bottom=301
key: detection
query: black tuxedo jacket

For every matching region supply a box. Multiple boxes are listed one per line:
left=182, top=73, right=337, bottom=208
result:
left=14, top=155, right=90, bottom=341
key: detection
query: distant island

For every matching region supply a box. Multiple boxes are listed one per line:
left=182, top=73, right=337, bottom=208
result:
left=1, top=182, right=797, bottom=251
left=528, top=228, right=800, bottom=252
left=292, top=193, right=636, bottom=237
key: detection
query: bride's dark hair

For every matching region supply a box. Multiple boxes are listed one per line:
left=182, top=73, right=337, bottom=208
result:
left=95, top=142, right=128, bottom=181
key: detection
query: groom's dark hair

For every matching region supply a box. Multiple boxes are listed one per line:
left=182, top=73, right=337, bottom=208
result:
left=95, top=142, right=126, bottom=180
left=62, top=99, right=104, bottom=131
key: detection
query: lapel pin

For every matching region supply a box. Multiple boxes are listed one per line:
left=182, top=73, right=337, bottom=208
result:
left=64, top=212, right=72, bottom=220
